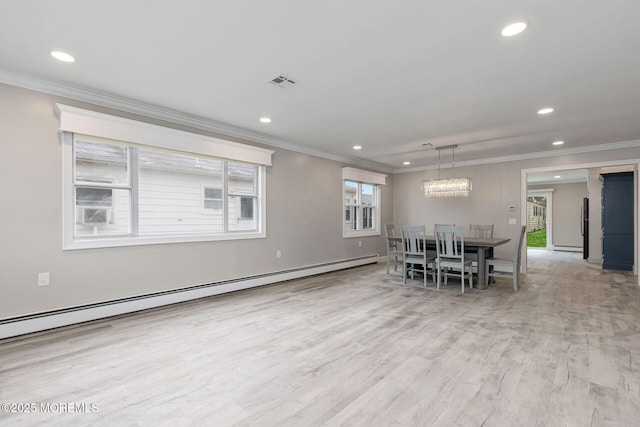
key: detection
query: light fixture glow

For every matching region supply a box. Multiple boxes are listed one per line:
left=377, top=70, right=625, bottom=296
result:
left=422, top=145, right=472, bottom=198
left=554, top=175, right=561, bottom=179
left=353, top=145, right=362, bottom=150
left=423, top=178, right=472, bottom=198
left=51, top=50, right=76, bottom=63
left=537, top=107, right=554, bottom=115
left=552, top=140, right=564, bottom=146
left=501, top=22, right=527, bottom=37
left=259, top=117, right=271, bottom=123
left=403, top=161, right=411, bottom=165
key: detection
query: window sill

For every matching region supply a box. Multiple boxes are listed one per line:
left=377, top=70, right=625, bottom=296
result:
left=63, top=231, right=266, bottom=251
left=343, top=230, right=381, bottom=238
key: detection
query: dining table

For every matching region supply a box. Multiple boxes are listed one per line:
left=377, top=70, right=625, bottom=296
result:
left=388, top=235, right=511, bottom=289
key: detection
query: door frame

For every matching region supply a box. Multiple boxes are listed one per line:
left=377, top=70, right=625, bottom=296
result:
left=527, top=189, right=554, bottom=251
left=521, top=159, right=640, bottom=286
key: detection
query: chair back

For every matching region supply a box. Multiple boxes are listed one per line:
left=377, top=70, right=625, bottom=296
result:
left=514, top=225, right=527, bottom=268
left=435, top=225, right=465, bottom=259
left=384, top=223, right=396, bottom=238
left=401, top=225, right=427, bottom=256
left=469, top=224, right=494, bottom=238
left=385, top=223, right=398, bottom=249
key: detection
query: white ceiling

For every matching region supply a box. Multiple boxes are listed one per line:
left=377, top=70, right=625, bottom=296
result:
left=1, top=1, right=640, bottom=172
left=527, top=169, right=588, bottom=185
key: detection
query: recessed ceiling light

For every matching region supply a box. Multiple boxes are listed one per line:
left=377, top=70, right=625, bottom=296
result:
left=552, top=140, right=564, bottom=146
left=501, top=22, right=527, bottom=37
left=50, top=50, right=76, bottom=63
left=403, top=161, right=411, bottom=165
left=259, top=117, right=271, bottom=123
left=537, top=107, right=554, bottom=115
left=353, top=145, right=362, bottom=150
left=554, top=175, right=561, bottom=179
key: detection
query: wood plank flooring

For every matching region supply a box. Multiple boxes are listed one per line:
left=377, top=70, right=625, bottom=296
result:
left=1, top=251, right=639, bottom=426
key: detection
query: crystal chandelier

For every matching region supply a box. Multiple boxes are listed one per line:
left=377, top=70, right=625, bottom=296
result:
left=422, top=145, right=472, bottom=198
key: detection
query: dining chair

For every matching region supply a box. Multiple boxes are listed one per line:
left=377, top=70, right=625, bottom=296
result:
left=400, top=225, right=436, bottom=287
left=485, top=226, right=527, bottom=291
left=469, top=224, right=494, bottom=238
left=384, top=223, right=404, bottom=274
left=468, top=224, right=495, bottom=278
left=434, top=225, right=473, bottom=293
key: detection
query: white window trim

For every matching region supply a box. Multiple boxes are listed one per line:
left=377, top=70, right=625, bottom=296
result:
left=56, top=104, right=274, bottom=166
left=342, top=167, right=386, bottom=238
left=60, top=106, right=271, bottom=250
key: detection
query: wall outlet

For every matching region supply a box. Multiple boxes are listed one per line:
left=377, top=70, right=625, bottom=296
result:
left=38, top=272, right=50, bottom=286
left=358, top=240, right=362, bottom=247
left=509, top=218, right=517, bottom=225
left=276, top=249, right=282, bottom=259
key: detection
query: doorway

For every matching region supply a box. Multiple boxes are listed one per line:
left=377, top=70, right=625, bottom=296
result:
left=526, top=190, right=553, bottom=251
left=521, top=160, right=640, bottom=285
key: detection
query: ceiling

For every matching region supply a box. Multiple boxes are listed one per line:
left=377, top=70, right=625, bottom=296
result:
left=1, top=1, right=640, bottom=173
left=527, top=169, right=588, bottom=185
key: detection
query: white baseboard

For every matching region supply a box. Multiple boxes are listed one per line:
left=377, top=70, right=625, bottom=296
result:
left=0, top=255, right=378, bottom=340
left=554, top=246, right=583, bottom=253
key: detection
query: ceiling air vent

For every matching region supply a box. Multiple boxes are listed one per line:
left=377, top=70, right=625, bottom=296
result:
left=267, top=74, right=298, bottom=88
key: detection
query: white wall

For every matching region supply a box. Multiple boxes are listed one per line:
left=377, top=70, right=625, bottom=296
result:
left=0, top=83, right=391, bottom=319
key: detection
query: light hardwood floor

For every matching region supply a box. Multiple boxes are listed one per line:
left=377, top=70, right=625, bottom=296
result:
left=1, top=251, right=639, bottom=426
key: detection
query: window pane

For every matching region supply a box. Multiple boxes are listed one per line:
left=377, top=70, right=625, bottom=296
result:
left=228, top=196, right=257, bottom=231
left=362, top=184, right=374, bottom=206
left=363, top=207, right=375, bottom=230
left=76, top=187, right=113, bottom=207
left=137, top=149, right=224, bottom=235
left=344, top=181, right=358, bottom=205
left=75, top=189, right=131, bottom=236
left=228, top=162, right=257, bottom=196
left=75, top=139, right=129, bottom=186
left=204, top=187, right=222, bottom=199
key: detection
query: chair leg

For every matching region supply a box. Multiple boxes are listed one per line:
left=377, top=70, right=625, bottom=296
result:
left=386, top=255, right=390, bottom=274
left=423, top=265, right=427, bottom=287
left=436, top=266, right=441, bottom=289
left=402, top=263, right=407, bottom=284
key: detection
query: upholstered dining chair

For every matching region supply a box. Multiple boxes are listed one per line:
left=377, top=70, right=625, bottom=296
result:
left=434, top=225, right=473, bottom=293
left=400, top=225, right=436, bottom=287
left=384, top=223, right=403, bottom=274
left=485, top=226, right=527, bottom=291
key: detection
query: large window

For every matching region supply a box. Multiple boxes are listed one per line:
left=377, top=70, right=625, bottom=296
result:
left=59, top=104, right=272, bottom=249
left=342, top=168, right=386, bottom=237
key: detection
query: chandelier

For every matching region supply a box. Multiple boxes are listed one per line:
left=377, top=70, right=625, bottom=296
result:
left=422, top=145, right=472, bottom=198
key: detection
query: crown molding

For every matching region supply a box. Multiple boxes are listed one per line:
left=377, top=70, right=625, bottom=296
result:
left=0, top=69, right=392, bottom=174
left=393, top=139, right=640, bottom=174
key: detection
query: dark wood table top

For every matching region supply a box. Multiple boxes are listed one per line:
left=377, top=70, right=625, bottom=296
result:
left=388, top=235, right=510, bottom=248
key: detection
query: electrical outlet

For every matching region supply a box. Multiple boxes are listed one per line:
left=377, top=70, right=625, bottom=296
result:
left=358, top=240, right=362, bottom=247
left=276, top=249, right=282, bottom=259
left=38, top=272, right=50, bottom=286
left=509, top=218, right=517, bottom=225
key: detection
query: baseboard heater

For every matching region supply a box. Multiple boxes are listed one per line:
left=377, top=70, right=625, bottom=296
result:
left=0, top=255, right=379, bottom=340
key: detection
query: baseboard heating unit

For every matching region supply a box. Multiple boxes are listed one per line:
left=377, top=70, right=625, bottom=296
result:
left=0, top=255, right=379, bottom=340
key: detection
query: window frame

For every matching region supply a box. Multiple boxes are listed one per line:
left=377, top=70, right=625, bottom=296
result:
left=341, top=168, right=386, bottom=238
left=59, top=105, right=272, bottom=250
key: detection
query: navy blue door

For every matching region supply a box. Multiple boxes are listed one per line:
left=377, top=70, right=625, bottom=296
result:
left=602, top=172, right=634, bottom=270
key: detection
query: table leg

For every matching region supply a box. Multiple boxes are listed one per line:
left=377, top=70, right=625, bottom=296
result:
left=476, top=247, right=487, bottom=290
